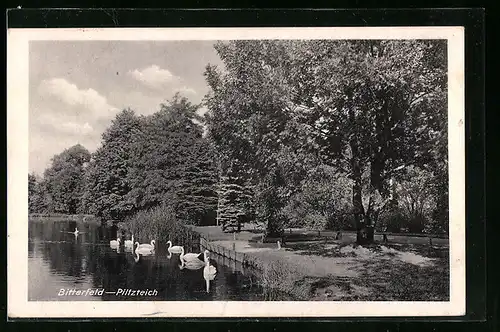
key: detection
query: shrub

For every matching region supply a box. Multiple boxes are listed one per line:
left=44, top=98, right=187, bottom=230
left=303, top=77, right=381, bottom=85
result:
left=123, top=201, right=189, bottom=244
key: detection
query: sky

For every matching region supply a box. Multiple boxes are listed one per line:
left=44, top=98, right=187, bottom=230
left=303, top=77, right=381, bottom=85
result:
left=29, top=40, right=224, bottom=175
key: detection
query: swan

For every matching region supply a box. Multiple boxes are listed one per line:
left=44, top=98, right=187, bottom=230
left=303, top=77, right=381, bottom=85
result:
left=73, top=227, right=80, bottom=236
left=179, top=247, right=203, bottom=262
left=277, top=240, right=281, bottom=250
left=110, top=238, right=120, bottom=248
left=203, top=251, right=217, bottom=285
left=124, top=234, right=135, bottom=248
left=135, top=242, right=154, bottom=256
left=178, top=256, right=205, bottom=270
left=137, top=240, right=156, bottom=251
left=167, top=240, right=183, bottom=254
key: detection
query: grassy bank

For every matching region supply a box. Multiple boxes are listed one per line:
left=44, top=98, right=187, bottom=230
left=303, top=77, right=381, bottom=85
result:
left=190, top=225, right=450, bottom=301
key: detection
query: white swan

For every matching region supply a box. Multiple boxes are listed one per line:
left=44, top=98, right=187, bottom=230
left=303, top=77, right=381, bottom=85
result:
left=178, top=256, right=205, bottom=270
left=203, top=258, right=217, bottom=278
left=110, top=238, right=120, bottom=248
left=73, top=227, right=80, bottom=236
left=124, top=234, right=135, bottom=248
left=137, top=240, right=156, bottom=251
left=179, top=247, right=203, bottom=262
left=167, top=240, right=183, bottom=254
left=203, top=251, right=217, bottom=293
left=135, top=242, right=154, bottom=256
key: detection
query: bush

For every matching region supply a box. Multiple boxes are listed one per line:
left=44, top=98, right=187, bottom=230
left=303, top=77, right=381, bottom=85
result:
left=259, top=258, right=310, bottom=300
left=283, top=165, right=352, bottom=232
left=377, top=210, right=405, bottom=233
left=123, top=201, right=189, bottom=244
left=394, top=166, right=436, bottom=234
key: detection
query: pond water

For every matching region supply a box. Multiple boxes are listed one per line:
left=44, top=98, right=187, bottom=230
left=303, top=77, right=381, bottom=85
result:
left=28, top=220, right=274, bottom=301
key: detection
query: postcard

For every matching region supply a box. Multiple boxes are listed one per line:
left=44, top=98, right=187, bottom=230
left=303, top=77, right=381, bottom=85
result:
left=7, top=26, right=465, bottom=318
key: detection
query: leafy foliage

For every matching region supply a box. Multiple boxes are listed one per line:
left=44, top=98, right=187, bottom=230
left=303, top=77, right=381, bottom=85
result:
left=41, top=144, right=91, bottom=214
left=28, top=173, right=46, bottom=213
left=124, top=94, right=217, bottom=225
left=204, top=39, right=448, bottom=241
left=82, top=109, right=142, bottom=220
left=283, top=165, right=353, bottom=231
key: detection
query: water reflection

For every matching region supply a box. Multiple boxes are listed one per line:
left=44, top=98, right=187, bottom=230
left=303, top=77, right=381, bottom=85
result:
left=28, top=220, right=275, bottom=301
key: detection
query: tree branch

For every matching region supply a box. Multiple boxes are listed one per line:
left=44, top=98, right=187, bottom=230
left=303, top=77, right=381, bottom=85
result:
left=409, top=91, right=433, bottom=107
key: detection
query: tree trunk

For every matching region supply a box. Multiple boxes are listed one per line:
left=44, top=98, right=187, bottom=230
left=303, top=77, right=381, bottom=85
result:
left=346, top=96, right=371, bottom=245
left=350, top=138, right=368, bottom=244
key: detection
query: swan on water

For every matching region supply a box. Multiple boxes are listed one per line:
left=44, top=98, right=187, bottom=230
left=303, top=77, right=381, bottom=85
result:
left=137, top=240, right=156, bottom=251
left=135, top=242, right=154, bottom=256
left=178, top=256, right=205, bottom=270
left=124, top=234, right=135, bottom=248
left=179, top=247, right=203, bottom=262
left=73, top=227, right=79, bottom=235
left=277, top=240, right=281, bottom=250
left=110, top=238, right=121, bottom=248
left=133, top=250, right=140, bottom=263
left=167, top=240, right=183, bottom=254
left=203, top=250, right=217, bottom=293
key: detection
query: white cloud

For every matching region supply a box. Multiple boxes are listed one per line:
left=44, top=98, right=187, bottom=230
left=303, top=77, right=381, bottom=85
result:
left=128, top=65, right=179, bottom=89
left=60, top=122, right=94, bottom=135
left=38, top=78, right=119, bottom=116
left=32, top=111, right=95, bottom=139
left=174, top=86, right=197, bottom=95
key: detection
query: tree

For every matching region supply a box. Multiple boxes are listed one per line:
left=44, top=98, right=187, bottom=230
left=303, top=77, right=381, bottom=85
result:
left=175, top=137, right=218, bottom=226
left=125, top=94, right=218, bottom=225
left=43, top=144, right=91, bottom=214
left=395, top=166, right=436, bottom=233
left=28, top=173, right=46, bottom=213
left=282, top=40, right=448, bottom=243
left=82, top=109, right=142, bottom=220
left=204, top=40, right=447, bottom=242
left=204, top=40, right=315, bottom=237
left=283, top=165, right=353, bottom=233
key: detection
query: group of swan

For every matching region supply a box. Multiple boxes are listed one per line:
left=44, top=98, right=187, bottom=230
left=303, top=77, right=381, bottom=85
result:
left=110, top=235, right=217, bottom=292
left=110, top=234, right=156, bottom=255
left=168, top=241, right=216, bottom=277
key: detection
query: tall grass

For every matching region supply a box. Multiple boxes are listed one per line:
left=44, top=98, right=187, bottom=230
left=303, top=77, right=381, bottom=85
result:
left=256, top=257, right=311, bottom=300
left=122, top=203, right=190, bottom=245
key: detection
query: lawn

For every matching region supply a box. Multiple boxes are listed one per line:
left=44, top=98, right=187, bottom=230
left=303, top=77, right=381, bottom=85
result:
left=190, top=225, right=450, bottom=301
left=285, top=241, right=449, bottom=301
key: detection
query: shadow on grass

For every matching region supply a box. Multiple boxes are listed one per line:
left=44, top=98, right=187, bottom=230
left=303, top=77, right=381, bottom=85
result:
left=345, top=255, right=450, bottom=301
left=283, top=241, right=356, bottom=258
left=283, top=242, right=450, bottom=301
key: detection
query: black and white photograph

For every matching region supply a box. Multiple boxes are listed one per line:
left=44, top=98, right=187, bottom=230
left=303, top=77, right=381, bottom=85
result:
left=7, top=27, right=465, bottom=318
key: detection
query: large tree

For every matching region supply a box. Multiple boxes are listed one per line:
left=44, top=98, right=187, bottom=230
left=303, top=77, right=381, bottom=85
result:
left=82, top=108, right=142, bottom=220
left=204, top=40, right=313, bottom=237
left=284, top=40, right=447, bottom=242
left=43, top=144, right=91, bottom=214
left=28, top=173, right=46, bottom=213
left=204, top=39, right=447, bottom=242
left=125, top=94, right=218, bottom=225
